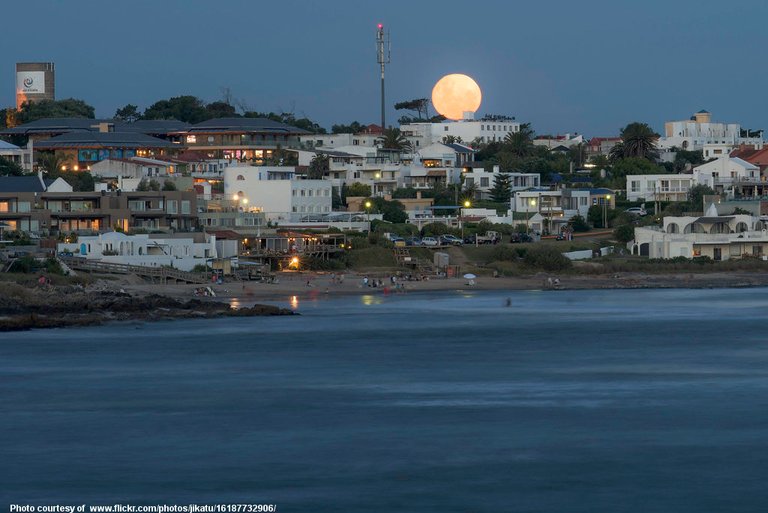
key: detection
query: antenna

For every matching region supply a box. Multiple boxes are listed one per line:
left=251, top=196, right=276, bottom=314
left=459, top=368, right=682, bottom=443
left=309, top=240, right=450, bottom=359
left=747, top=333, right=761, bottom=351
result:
left=376, top=23, right=390, bottom=130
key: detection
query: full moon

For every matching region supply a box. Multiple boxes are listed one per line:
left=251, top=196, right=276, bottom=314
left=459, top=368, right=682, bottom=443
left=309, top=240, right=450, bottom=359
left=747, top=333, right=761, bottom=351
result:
left=431, top=74, right=482, bottom=121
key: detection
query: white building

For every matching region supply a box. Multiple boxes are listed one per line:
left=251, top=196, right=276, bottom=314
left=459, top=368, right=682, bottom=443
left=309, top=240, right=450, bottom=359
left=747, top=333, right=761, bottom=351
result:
left=462, top=166, right=540, bottom=200
left=513, top=189, right=592, bottom=233
left=223, top=166, right=331, bottom=222
left=57, top=231, right=217, bottom=271
left=90, top=157, right=173, bottom=180
left=533, top=134, right=584, bottom=149
left=626, top=174, right=694, bottom=202
left=632, top=205, right=768, bottom=260
left=297, top=148, right=404, bottom=196
left=401, top=118, right=521, bottom=147
left=659, top=110, right=763, bottom=151
left=299, top=131, right=381, bottom=150
left=692, top=157, right=759, bottom=192
left=0, top=140, right=33, bottom=173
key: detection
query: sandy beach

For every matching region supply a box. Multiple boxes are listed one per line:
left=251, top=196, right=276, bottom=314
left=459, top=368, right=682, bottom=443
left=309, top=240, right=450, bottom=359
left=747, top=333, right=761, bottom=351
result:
left=119, top=269, right=768, bottom=304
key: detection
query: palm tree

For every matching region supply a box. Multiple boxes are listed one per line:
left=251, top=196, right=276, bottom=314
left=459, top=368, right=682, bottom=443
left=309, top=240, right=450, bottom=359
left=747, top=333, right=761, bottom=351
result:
left=609, top=122, right=659, bottom=162
left=307, top=154, right=330, bottom=179
left=36, top=152, right=72, bottom=176
left=504, top=122, right=535, bottom=158
left=462, top=181, right=479, bottom=201
left=377, top=128, right=412, bottom=152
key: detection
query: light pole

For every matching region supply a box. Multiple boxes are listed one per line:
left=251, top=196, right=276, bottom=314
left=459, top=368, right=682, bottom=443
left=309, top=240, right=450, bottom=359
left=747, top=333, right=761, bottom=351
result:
left=528, top=198, right=537, bottom=235
left=462, top=199, right=471, bottom=241
left=365, top=200, right=372, bottom=232
left=603, top=194, right=611, bottom=229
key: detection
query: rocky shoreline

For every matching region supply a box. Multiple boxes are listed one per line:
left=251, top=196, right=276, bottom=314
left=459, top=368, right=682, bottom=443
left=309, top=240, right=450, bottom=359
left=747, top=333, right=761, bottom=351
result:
left=0, top=285, right=295, bottom=332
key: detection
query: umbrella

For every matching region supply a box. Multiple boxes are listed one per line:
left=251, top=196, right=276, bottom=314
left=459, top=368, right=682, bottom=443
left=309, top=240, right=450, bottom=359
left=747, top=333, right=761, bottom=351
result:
left=463, top=273, right=477, bottom=279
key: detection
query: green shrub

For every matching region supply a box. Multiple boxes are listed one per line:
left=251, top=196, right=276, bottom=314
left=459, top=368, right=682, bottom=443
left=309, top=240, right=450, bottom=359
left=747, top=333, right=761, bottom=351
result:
left=523, top=246, right=573, bottom=271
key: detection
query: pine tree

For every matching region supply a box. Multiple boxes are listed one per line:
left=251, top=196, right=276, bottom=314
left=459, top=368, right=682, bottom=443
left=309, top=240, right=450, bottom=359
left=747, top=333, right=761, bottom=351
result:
left=490, top=173, right=512, bottom=203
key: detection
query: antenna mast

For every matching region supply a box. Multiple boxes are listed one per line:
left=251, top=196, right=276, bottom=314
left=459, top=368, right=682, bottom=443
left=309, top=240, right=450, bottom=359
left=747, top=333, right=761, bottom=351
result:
left=376, top=23, right=390, bottom=130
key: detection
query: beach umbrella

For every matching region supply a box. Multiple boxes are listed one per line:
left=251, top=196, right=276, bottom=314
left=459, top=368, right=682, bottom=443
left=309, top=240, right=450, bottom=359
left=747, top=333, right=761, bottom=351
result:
left=463, top=273, right=477, bottom=279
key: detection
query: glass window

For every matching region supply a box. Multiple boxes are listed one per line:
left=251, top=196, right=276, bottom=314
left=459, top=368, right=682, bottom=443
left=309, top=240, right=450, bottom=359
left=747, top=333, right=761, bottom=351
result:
left=17, top=202, right=31, bottom=213
left=167, top=200, right=178, bottom=214
left=181, top=201, right=191, bottom=214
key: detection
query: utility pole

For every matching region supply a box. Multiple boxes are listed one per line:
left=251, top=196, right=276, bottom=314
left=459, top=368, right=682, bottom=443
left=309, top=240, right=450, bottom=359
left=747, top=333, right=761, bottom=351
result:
left=376, top=23, right=390, bottom=130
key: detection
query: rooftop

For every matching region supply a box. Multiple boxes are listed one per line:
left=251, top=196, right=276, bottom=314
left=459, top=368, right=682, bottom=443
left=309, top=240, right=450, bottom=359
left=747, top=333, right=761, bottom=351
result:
left=34, top=132, right=176, bottom=150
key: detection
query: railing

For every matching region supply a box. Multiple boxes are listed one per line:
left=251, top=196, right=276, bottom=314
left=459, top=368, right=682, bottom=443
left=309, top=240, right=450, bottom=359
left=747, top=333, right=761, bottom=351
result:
left=60, top=256, right=209, bottom=284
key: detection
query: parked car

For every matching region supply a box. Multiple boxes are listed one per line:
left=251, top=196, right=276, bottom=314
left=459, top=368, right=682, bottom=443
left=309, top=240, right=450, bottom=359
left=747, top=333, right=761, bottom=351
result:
left=421, top=237, right=439, bottom=247
left=625, top=207, right=648, bottom=216
left=405, top=237, right=422, bottom=246
left=439, top=234, right=464, bottom=246
left=510, top=233, right=533, bottom=243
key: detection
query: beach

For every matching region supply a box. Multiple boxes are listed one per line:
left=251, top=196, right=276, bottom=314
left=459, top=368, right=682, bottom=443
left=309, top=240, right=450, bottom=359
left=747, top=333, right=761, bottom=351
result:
left=121, top=269, right=768, bottom=303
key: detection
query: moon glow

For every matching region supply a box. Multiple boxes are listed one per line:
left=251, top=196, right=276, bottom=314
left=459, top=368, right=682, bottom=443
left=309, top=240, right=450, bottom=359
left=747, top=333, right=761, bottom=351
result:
left=431, top=74, right=482, bottom=120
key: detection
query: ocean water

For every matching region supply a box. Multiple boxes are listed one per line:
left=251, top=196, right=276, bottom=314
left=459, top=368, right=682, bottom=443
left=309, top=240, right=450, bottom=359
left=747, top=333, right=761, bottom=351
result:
left=2, top=288, right=768, bottom=512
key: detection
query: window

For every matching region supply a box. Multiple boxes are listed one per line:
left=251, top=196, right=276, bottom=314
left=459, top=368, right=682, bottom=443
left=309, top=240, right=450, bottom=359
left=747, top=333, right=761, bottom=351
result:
left=17, top=202, right=30, bottom=213
left=301, top=190, right=306, bottom=196
left=181, top=201, right=191, bottom=215
left=292, top=206, right=297, bottom=212
left=186, top=135, right=197, bottom=143
left=444, top=126, right=449, bottom=131
left=237, top=175, right=245, bottom=181
left=308, top=190, right=313, bottom=197
left=0, top=201, right=10, bottom=213
left=480, top=177, right=489, bottom=187
left=167, top=200, right=178, bottom=214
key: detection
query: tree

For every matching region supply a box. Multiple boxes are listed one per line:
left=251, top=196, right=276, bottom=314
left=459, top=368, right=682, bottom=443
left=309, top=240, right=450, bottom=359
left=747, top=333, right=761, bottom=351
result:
left=588, top=205, right=606, bottom=228
left=331, top=121, right=363, bottom=134
left=377, top=127, right=412, bottom=152
left=16, top=98, right=95, bottom=123
left=345, top=182, right=371, bottom=198
left=369, top=197, right=408, bottom=224
left=0, top=156, right=24, bottom=176
left=143, top=96, right=210, bottom=123
left=673, top=149, right=705, bottom=172
left=614, top=224, right=635, bottom=244
left=442, top=135, right=464, bottom=145
left=688, top=184, right=715, bottom=211
left=394, top=98, right=431, bottom=120
left=462, top=180, right=479, bottom=201
left=307, top=154, right=330, bottom=179
left=205, top=101, right=237, bottom=118
left=504, top=122, right=535, bottom=158
left=162, top=180, right=177, bottom=191
left=569, top=214, right=590, bottom=232
left=609, top=122, right=659, bottom=162
left=137, top=178, right=161, bottom=191
left=36, top=152, right=71, bottom=175
left=114, top=104, right=140, bottom=122
left=489, top=173, right=512, bottom=203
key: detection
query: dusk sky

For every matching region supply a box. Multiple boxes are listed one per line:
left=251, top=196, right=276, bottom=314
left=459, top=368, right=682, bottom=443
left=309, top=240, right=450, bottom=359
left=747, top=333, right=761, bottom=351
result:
left=4, top=0, right=767, bottom=137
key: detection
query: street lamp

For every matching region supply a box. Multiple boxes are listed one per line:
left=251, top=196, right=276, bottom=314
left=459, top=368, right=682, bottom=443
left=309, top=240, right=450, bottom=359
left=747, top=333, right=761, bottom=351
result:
left=364, top=200, right=372, bottom=232
left=528, top=198, right=537, bottom=234
left=603, top=194, right=611, bottom=229
left=462, top=200, right=471, bottom=241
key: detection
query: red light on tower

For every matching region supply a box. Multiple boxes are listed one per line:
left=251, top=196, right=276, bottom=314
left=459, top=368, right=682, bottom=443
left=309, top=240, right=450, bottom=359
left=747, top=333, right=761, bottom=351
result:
left=377, top=23, right=383, bottom=29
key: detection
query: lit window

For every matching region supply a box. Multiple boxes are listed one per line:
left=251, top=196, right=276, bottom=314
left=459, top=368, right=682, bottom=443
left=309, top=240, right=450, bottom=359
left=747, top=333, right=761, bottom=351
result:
left=186, top=135, right=197, bottom=143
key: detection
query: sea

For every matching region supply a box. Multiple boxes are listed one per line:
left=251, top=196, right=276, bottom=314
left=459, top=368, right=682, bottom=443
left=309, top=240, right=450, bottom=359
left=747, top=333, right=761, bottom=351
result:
left=2, top=288, right=768, bottom=512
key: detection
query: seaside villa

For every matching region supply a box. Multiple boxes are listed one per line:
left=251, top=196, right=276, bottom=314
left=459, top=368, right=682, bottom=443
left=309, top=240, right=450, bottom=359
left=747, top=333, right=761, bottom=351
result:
left=57, top=231, right=217, bottom=271
left=631, top=204, right=768, bottom=260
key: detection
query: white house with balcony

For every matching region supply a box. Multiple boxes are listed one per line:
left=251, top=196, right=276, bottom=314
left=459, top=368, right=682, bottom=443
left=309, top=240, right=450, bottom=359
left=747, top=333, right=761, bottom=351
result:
left=57, top=231, right=217, bottom=271
left=513, top=189, right=592, bottom=233
left=463, top=166, right=540, bottom=200
left=626, top=174, right=694, bottom=202
left=692, top=157, right=759, bottom=195
left=401, top=118, right=520, bottom=147
left=223, top=166, right=331, bottom=223
left=632, top=204, right=768, bottom=260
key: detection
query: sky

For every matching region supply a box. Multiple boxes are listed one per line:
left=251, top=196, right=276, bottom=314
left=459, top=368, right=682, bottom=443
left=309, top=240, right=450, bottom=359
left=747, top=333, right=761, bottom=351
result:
left=3, top=0, right=768, bottom=137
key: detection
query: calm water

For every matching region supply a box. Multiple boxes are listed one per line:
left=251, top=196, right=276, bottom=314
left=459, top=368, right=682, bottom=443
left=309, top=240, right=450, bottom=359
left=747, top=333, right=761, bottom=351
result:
left=3, top=288, right=768, bottom=512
